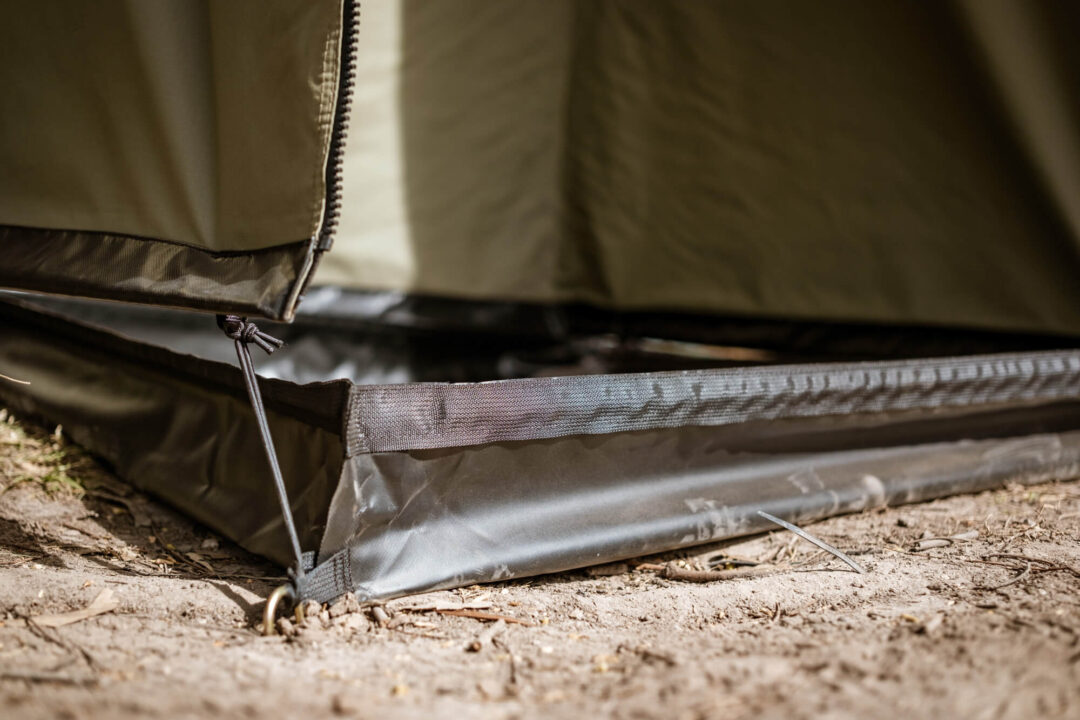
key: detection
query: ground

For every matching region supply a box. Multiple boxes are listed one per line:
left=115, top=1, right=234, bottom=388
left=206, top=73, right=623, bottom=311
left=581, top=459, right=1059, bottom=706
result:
left=1, top=407, right=1078, bottom=720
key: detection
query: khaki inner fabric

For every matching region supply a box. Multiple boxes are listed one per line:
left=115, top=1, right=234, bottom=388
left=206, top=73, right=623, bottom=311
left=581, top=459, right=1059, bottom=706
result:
left=320, top=0, right=1080, bottom=336
left=0, top=0, right=342, bottom=252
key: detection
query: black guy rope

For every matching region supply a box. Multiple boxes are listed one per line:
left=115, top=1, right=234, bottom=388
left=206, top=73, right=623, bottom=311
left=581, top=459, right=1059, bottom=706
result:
left=217, top=314, right=306, bottom=580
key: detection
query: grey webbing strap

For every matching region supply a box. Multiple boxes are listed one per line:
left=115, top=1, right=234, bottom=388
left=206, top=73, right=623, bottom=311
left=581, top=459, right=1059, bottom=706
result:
left=217, top=314, right=306, bottom=581
left=294, top=549, right=353, bottom=605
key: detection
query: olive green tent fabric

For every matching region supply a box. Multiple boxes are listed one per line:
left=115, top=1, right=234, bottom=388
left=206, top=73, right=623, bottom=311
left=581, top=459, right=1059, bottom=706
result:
left=319, top=0, right=1080, bottom=336
left=0, top=0, right=345, bottom=318
left=0, top=0, right=342, bottom=251
left=2, top=0, right=1079, bottom=334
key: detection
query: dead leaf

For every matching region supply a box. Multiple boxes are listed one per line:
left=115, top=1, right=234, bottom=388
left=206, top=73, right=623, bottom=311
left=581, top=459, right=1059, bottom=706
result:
left=185, top=552, right=215, bottom=573
left=31, top=589, right=118, bottom=628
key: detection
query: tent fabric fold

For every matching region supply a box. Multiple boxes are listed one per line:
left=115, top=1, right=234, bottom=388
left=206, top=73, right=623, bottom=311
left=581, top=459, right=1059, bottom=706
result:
left=0, top=226, right=314, bottom=319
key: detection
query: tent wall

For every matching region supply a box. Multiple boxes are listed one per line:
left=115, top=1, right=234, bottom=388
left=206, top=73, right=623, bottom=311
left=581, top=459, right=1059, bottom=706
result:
left=0, top=0, right=349, bottom=319
left=3, top=0, right=1078, bottom=333
left=320, top=0, right=1080, bottom=336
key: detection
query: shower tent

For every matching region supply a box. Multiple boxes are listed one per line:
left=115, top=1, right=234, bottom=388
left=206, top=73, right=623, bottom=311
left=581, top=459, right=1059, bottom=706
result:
left=2, top=0, right=1080, bottom=603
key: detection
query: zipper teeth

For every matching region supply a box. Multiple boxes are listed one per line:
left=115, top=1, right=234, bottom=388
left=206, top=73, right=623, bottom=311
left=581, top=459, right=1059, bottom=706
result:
left=317, top=0, right=360, bottom=250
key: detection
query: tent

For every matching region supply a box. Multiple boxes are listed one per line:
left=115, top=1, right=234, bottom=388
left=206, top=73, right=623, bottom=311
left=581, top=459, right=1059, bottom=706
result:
left=1, top=0, right=1079, bottom=604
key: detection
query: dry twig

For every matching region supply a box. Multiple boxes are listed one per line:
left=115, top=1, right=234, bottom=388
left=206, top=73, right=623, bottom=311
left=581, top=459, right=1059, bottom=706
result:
left=662, top=564, right=776, bottom=583
left=757, top=511, right=866, bottom=574
left=984, top=562, right=1032, bottom=591
left=436, top=609, right=533, bottom=626
left=0, top=671, right=97, bottom=685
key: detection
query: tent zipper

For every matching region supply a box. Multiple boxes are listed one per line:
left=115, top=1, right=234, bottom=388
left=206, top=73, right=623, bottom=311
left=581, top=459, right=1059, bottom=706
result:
left=315, top=0, right=360, bottom=252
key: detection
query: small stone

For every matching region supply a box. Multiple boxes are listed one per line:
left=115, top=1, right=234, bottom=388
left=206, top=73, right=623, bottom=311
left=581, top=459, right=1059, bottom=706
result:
left=298, top=599, right=322, bottom=619
left=334, top=613, right=368, bottom=633
left=291, top=623, right=331, bottom=644
left=299, top=613, right=324, bottom=631
left=328, top=592, right=362, bottom=618
left=371, top=606, right=391, bottom=626
left=276, top=617, right=297, bottom=637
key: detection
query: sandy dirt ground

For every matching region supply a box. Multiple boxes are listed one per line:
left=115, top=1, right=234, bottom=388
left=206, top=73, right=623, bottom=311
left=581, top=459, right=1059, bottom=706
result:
left=1, top=407, right=1079, bottom=720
